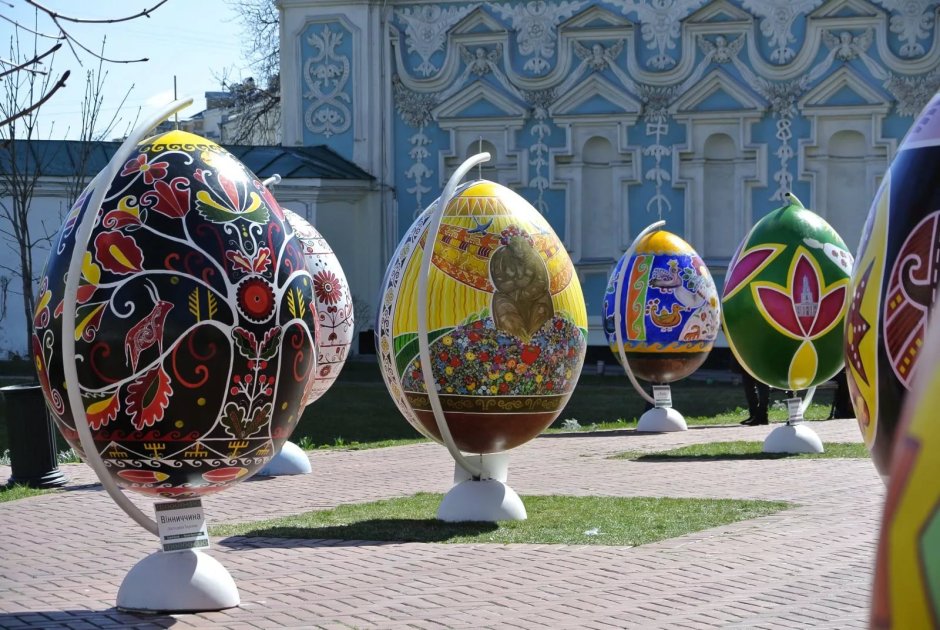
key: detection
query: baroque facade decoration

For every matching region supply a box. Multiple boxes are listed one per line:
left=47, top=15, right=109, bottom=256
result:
left=279, top=0, right=940, bottom=344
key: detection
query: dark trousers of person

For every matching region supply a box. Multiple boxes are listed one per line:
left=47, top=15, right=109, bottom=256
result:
left=742, top=370, right=769, bottom=422
left=829, top=369, right=854, bottom=419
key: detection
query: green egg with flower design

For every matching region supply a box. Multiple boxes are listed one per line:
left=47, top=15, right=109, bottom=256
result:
left=721, top=194, right=852, bottom=390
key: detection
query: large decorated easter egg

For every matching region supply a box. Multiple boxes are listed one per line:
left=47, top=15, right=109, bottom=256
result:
left=283, top=209, right=354, bottom=404
left=32, top=130, right=318, bottom=498
left=602, top=231, right=720, bottom=382
left=376, top=180, right=587, bottom=454
left=845, top=92, right=940, bottom=477
left=871, top=309, right=940, bottom=628
left=722, top=194, right=852, bottom=390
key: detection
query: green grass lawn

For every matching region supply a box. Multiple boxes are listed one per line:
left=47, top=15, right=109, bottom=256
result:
left=294, top=360, right=839, bottom=449
left=0, top=358, right=843, bottom=453
left=0, top=483, right=55, bottom=502
left=212, top=492, right=790, bottom=546
left=612, top=441, right=870, bottom=461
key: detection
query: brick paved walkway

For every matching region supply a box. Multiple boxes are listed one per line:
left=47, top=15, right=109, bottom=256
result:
left=0, top=418, right=881, bottom=629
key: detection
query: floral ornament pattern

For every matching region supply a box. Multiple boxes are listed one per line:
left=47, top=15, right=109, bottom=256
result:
left=751, top=247, right=848, bottom=388
left=32, top=130, right=317, bottom=499
left=396, top=5, right=471, bottom=76
left=741, top=0, right=825, bottom=63
left=313, top=270, right=342, bottom=305
left=304, top=23, right=351, bottom=137
left=491, top=0, right=587, bottom=74
left=282, top=209, right=354, bottom=406
left=874, top=0, right=937, bottom=57
left=121, top=153, right=169, bottom=185
left=611, top=0, right=708, bottom=69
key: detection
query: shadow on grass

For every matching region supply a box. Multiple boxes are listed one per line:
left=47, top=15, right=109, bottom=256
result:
left=629, top=452, right=808, bottom=462
left=216, top=518, right=498, bottom=547
left=540, top=424, right=745, bottom=439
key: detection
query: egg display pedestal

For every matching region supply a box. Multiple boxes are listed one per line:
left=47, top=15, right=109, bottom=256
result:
left=637, top=385, right=687, bottom=432
left=763, top=394, right=824, bottom=454
left=258, top=441, right=312, bottom=476
left=116, top=549, right=239, bottom=613
left=437, top=452, right=526, bottom=522
left=637, top=407, right=687, bottom=432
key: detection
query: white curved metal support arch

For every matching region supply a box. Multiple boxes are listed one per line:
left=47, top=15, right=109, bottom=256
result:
left=61, top=98, right=195, bottom=538
left=613, top=220, right=666, bottom=406
left=417, top=152, right=490, bottom=480
left=262, top=174, right=282, bottom=188
left=800, top=385, right=817, bottom=415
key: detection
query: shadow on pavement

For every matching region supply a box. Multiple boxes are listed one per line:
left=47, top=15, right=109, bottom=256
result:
left=0, top=609, right=178, bottom=628
left=216, top=517, right=498, bottom=548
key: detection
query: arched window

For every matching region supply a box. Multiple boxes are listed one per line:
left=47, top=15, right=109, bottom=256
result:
left=465, top=140, right=498, bottom=182
left=703, top=133, right=738, bottom=259
left=581, top=136, right=615, bottom=259
left=826, top=130, right=867, bottom=244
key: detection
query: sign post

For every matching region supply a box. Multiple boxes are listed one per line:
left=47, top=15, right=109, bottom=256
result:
left=155, top=500, right=209, bottom=553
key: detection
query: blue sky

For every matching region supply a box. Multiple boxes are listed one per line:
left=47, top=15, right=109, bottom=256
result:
left=5, top=0, right=251, bottom=139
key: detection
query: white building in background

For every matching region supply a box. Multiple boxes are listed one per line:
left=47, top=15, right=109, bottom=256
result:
left=0, top=141, right=379, bottom=358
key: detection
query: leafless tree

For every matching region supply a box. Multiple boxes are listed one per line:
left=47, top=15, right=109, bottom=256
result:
left=63, top=39, right=139, bottom=207
left=221, top=0, right=280, bottom=144
left=219, top=73, right=280, bottom=145
left=0, top=0, right=166, bottom=127
left=0, top=1, right=164, bottom=359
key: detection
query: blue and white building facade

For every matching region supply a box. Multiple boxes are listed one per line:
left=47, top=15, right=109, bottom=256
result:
left=279, top=0, right=939, bottom=344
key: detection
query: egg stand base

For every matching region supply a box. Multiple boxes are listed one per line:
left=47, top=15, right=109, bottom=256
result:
left=116, top=548, right=239, bottom=613
left=762, top=422, right=824, bottom=454
left=437, top=453, right=527, bottom=522
left=258, top=440, right=312, bottom=476
left=637, top=407, right=688, bottom=432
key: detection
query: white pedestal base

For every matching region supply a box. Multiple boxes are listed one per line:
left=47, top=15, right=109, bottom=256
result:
left=763, top=423, right=824, bottom=454
left=437, top=454, right=526, bottom=522
left=258, top=441, right=311, bottom=476
left=116, top=549, right=239, bottom=613
left=637, top=407, right=688, bottom=432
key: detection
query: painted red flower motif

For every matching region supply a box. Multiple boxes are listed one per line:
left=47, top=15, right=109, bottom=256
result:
left=140, top=177, right=191, bottom=218
left=226, top=247, right=271, bottom=274
left=753, top=250, right=847, bottom=341
left=125, top=364, right=172, bottom=431
left=313, top=270, right=342, bottom=305
left=94, top=231, right=144, bottom=274
left=236, top=277, right=275, bottom=322
left=85, top=394, right=119, bottom=430
left=121, top=153, right=169, bottom=185
left=521, top=345, right=541, bottom=365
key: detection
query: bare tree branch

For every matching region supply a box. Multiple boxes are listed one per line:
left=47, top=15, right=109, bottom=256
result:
left=0, top=42, right=61, bottom=78
left=0, top=69, right=68, bottom=127
left=25, top=0, right=170, bottom=24
left=49, top=17, right=149, bottom=65
left=0, top=12, right=63, bottom=40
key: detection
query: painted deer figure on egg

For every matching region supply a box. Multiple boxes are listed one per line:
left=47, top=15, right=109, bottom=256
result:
left=124, top=280, right=174, bottom=372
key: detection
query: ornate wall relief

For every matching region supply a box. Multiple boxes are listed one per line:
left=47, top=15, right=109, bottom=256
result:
left=302, top=22, right=352, bottom=141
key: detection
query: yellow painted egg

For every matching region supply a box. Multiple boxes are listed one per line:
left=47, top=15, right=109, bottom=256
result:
left=376, top=180, right=588, bottom=453
left=871, top=307, right=940, bottom=628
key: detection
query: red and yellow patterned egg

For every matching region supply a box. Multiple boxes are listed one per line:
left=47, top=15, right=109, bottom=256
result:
left=33, top=130, right=318, bottom=498
left=376, top=180, right=587, bottom=454
left=845, top=91, right=940, bottom=476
